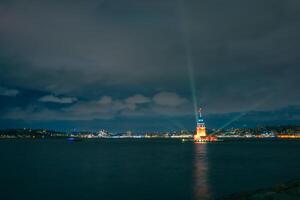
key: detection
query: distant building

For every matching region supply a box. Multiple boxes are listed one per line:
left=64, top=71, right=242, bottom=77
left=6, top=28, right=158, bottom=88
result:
left=97, top=130, right=110, bottom=138
left=125, top=130, right=132, bottom=137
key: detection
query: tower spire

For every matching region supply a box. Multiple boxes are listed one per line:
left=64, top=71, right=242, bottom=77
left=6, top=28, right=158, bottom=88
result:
left=198, top=107, right=202, bottom=118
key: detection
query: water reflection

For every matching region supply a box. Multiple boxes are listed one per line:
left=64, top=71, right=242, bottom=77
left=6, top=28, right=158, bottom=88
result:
left=193, top=143, right=211, bottom=199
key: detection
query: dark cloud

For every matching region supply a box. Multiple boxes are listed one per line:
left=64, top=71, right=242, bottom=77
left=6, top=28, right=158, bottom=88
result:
left=0, top=0, right=299, bottom=129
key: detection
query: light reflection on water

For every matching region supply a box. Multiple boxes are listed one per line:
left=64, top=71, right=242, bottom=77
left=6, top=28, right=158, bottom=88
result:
left=193, top=143, right=211, bottom=200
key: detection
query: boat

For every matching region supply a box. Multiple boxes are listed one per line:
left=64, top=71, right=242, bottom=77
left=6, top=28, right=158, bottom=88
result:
left=66, top=137, right=82, bottom=142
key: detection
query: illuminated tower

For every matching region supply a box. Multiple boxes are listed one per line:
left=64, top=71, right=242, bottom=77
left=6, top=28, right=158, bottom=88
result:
left=194, top=108, right=207, bottom=141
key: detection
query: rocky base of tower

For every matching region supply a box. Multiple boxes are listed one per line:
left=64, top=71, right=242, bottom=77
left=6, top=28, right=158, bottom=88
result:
left=194, top=135, right=219, bottom=143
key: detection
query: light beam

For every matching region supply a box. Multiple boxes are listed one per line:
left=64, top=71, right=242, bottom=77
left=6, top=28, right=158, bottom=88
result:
left=178, top=0, right=199, bottom=124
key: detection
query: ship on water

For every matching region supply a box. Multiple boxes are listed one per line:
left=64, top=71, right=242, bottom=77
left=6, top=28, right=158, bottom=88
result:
left=194, top=108, right=218, bottom=142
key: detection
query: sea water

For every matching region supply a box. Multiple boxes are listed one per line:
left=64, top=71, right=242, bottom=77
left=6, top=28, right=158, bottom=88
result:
left=0, top=139, right=300, bottom=200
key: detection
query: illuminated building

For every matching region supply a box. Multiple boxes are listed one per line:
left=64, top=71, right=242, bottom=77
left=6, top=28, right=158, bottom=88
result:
left=194, top=108, right=217, bottom=142
left=194, top=108, right=206, bottom=140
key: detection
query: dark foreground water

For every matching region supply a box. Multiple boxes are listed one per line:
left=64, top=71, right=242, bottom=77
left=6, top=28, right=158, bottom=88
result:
left=1, top=139, right=300, bottom=200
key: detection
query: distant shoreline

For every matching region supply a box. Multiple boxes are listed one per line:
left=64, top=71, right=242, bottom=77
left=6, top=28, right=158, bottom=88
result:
left=0, top=125, right=299, bottom=139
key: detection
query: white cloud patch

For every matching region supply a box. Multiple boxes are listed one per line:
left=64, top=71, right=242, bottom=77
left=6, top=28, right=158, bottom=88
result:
left=3, top=92, right=192, bottom=120
left=0, top=86, right=19, bottom=96
left=98, top=96, right=112, bottom=105
left=153, top=92, right=187, bottom=107
left=62, top=97, right=130, bottom=120
left=38, top=94, right=77, bottom=104
left=125, top=94, right=150, bottom=104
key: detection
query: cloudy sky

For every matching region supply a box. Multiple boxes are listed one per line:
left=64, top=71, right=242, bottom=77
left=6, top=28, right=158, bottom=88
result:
left=0, top=0, right=299, bottom=131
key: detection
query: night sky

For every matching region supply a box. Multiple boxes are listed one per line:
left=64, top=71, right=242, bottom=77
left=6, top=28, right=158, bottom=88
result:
left=0, top=0, right=299, bottom=131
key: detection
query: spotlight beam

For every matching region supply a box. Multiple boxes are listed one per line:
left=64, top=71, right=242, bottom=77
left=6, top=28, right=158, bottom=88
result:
left=178, top=0, right=198, bottom=123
